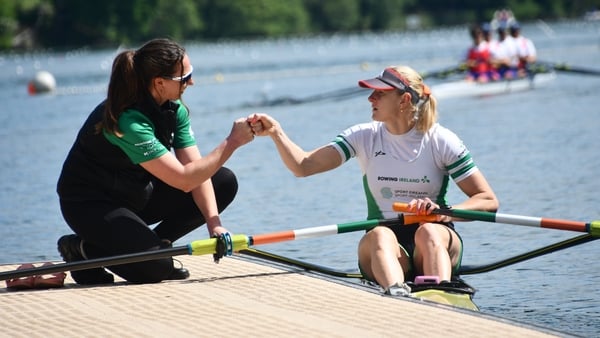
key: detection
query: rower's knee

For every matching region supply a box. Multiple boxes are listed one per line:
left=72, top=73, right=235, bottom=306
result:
left=414, top=223, right=446, bottom=249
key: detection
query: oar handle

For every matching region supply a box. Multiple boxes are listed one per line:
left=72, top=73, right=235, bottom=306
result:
left=394, top=202, right=446, bottom=214
left=393, top=202, right=487, bottom=219
left=392, top=202, right=600, bottom=236
left=397, top=214, right=438, bottom=224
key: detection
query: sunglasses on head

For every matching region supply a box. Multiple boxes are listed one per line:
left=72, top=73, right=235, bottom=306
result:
left=378, top=68, right=420, bottom=105
left=163, top=65, right=193, bottom=84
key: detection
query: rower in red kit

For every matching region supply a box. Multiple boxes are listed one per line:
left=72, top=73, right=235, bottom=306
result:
left=465, top=24, right=493, bottom=83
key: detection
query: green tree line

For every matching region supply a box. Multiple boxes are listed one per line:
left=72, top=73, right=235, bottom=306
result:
left=1, top=0, right=599, bottom=51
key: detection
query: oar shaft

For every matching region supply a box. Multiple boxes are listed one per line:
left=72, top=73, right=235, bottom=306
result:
left=420, top=63, right=467, bottom=79
left=1, top=214, right=434, bottom=282
left=249, top=215, right=434, bottom=246
left=241, top=248, right=362, bottom=278
left=529, top=61, right=600, bottom=76
left=549, top=63, right=600, bottom=76
left=251, top=225, right=341, bottom=246
left=0, top=246, right=189, bottom=281
left=495, top=214, right=585, bottom=232
left=392, top=202, right=600, bottom=236
left=250, top=220, right=378, bottom=246
left=460, top=234, right=597, bottom=275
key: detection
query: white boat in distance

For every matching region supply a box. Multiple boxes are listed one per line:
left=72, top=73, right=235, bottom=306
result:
left=431, top=72, right=556, bottom=99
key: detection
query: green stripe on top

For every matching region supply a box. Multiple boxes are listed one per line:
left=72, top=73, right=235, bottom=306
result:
left=451, top=163, right=475, bottom=180
left=333, top=134, right=355, bottom=161
left=450, top=209, right=497, bottom=223
left=446, top=153, right=476, bottom=180
left=446, top=153, right=472, bottom=171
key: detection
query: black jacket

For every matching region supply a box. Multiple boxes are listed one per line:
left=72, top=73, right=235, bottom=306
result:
left=57, top=98, right=178, bottom=210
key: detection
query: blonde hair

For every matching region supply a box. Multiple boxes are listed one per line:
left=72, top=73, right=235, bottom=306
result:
left=392, top=65, right=438, bottom=132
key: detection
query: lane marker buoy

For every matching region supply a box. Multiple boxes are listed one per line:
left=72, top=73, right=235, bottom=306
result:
left=28, top=70, right=56, bottom=95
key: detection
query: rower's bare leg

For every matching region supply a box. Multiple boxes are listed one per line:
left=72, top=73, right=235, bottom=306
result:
left=358, top=226, right=409, bottom=288
left=413, top=223, right=460, bottom=281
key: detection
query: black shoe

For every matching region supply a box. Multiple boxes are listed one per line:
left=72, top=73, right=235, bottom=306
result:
left=165, top=267, right=190, bottom=280
left=57, top=235, right=114, bottom=285
left=164, top=258, right=190, bottom=280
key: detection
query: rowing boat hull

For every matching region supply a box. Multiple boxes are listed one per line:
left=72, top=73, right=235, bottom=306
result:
left=432, top=72, right=556, bottom=99
left=241, top=248, right=479, bottom=311
left=412, top=289, right=478, bottom=310
left=408, top=280, right=479, bottom=311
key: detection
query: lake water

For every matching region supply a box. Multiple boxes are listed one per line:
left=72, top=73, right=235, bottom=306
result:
left=1, top=19, right=599, bottom=336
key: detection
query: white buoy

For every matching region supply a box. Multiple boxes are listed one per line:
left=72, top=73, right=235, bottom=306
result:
left=28, top=70, right=56, bottom=94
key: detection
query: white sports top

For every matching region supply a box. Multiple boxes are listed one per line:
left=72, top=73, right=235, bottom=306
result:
left=513, top=35, right=536, bottom=58
left=329, top=121, right=478, bottom=219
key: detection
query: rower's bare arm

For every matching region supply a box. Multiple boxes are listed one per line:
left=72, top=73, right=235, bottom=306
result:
left=454, top=171, right=499, bottom=213
left=249, top=113, right=342, bottom=177
left=269, top=127, right=341, bottom=177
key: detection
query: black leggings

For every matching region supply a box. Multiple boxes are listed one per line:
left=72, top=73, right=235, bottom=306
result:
left=59, top=167, right=238, bottom=283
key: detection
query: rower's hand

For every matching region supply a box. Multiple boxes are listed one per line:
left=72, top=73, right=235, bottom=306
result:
left=247, top=113, right=279, bottom=137
left=407, top=198, right=449, bottom=223
left=407, top=198, right=437, bottom=215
